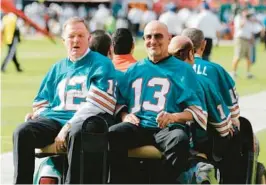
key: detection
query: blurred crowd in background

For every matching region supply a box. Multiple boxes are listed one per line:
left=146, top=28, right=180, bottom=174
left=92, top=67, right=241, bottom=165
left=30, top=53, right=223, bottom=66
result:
left=1, top=0, right=266, bottom=75
left=1, top=0, right=265, bottom=41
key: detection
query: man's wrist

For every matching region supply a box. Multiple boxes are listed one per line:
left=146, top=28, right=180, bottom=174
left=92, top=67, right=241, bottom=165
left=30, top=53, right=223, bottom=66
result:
left=171, top=113, right=180, bottom=123
left=64, top=123, right=72, bottom=130
left=121, top=112, right=129, bottom=121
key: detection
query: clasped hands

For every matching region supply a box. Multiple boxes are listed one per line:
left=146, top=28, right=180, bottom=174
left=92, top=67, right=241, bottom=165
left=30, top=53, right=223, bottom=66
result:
left=122, top=111, right=177, bottom=128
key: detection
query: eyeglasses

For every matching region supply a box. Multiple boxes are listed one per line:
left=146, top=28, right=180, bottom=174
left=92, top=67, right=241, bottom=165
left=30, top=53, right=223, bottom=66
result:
left=143, top=33, right=164, bottom=41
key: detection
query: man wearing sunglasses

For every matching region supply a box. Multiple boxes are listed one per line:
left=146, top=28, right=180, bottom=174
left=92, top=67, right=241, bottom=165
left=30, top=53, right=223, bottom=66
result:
left=108, top=21, right=207, bottom=183
left=168, top=36, right=233, bottom=183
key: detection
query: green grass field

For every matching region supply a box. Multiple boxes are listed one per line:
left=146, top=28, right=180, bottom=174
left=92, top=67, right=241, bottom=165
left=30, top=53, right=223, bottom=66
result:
left=1, top=37, right=266, bottom=166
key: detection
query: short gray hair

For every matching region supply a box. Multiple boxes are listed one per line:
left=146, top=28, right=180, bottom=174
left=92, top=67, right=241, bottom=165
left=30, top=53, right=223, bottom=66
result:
left=181, top=28, right=204, bottom=50
left=62, top=17, right=90, bottom=37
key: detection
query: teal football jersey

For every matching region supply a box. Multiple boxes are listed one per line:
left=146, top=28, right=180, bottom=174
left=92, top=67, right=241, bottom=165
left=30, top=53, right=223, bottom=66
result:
left=197, top=75, right=232, bottom=137
left=114, top=70, right=127, bottom=115
left=119, top=56, right=207, bottom=129
left=194, top=56, right=240, bottom=120
left=33, top=51, right=117, bottom=125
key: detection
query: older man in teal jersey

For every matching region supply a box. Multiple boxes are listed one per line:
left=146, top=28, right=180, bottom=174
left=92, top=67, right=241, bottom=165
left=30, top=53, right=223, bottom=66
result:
left=168, top=35, right=234, bottom=183
left=13, top=17, right=117, bottom=184
left=182, top=28, right=240, bottom=130
left=108, top=21, right=207, bottom=183
left=182, top=28, right=242, bottom=183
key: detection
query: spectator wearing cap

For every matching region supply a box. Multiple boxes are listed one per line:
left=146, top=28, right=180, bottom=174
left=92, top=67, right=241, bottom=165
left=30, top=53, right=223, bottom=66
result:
left=112, top=28, right=136, bottom=71
left=193, top=1, right=222, bottom=61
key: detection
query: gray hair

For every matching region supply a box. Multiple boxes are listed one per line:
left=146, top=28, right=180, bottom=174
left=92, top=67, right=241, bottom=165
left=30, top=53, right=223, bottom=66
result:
left=62, top=17, right=90, bottom=37
left=181, top=28, right=204, bottom=50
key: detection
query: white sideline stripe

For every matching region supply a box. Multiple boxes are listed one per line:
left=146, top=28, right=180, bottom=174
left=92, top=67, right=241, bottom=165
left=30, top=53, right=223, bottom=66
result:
left=1, top=91, right=266, bottom=184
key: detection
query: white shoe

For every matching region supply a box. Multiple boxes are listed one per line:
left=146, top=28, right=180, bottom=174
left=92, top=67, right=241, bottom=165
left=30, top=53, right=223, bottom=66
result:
left=230, top=72, right=237, bottom=79
left=247, top=73, right=254, bottom=79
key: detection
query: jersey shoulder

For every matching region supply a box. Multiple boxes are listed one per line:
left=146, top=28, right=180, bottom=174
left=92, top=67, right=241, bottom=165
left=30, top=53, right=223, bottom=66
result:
left=197, top=75, right=218, bottom=94
left=207, top=60, right=235, bottom=85
left=89, top=51, right=116, bottom=76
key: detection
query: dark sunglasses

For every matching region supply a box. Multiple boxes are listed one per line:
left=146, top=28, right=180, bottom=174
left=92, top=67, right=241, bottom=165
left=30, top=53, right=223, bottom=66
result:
left=143, top=33, right=164, bottom=41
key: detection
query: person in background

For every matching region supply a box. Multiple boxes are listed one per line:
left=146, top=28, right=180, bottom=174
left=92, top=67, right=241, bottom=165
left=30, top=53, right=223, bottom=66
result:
left=104, top=12, right=116, bottom=34
left=115, top=10, right=130, bottom=30
left=89, top=29, right=113, bottom=59
left=232, top=8, right=254, bottom=79
left=127, top=7, right=143, bottom=37
left=249, top=10, right=263, bottom=65
left=112, top=28, right=136, bottom=71
left=141, top=8, right=157, bottom=30
left=194, top=1, right=222, bottom=61
left=158, top=2, right=182, bottom=37
left=13, top=17, right=117, bottom=184
left=1, top=13, right=23, bottom=72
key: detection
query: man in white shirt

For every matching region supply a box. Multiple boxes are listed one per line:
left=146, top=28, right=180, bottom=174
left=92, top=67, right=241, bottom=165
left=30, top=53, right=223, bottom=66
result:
left=159, top=3, right=182, bottom=36
left=194, top=2, right=222, bottom=61
left=232, top=8, right=254, bottom=79
left=141, top=9, right=157, bottom=28
left=127, top=7, right=143, bottom=36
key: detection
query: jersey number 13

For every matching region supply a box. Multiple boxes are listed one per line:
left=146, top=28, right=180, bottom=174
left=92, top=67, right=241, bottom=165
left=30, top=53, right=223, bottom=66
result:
left=131, top=78, right=170, bottom=113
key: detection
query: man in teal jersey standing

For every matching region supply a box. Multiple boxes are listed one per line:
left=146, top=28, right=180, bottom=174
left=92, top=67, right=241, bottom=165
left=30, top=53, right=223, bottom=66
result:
left=13, top=17, right=117, bottom=184
left=108, top=21, right=207, bottom=183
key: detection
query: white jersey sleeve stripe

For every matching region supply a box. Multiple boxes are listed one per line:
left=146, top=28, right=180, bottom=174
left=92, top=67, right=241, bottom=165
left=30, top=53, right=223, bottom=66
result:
left=33, top=100, right=49, bottom=108
left=210, top=116, right=232, bottom=137
left=87, top=95, right=114, bottom=115
left=34, top=107, right=47, bottom=116
left=90, top=85, right=116, bottom=104
left=185, top=106, right=207, bottom=130
left=88, top=91, right=116, bottom=110
left=32, top=100, right=49, bottom=112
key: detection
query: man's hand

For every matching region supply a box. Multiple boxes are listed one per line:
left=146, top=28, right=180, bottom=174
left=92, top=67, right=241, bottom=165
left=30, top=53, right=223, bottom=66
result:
left=55, top=123, right=71, bottom=153
left=156, top=111, right=174, bottom=128
left=232, top=118, right=240, bottom=131
left=122, top=113, right=140, bottom=125
left=24, top=113, right=36, bottom=122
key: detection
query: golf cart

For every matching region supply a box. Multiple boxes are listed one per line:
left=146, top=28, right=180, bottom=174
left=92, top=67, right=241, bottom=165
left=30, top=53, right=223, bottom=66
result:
left=33, top=116, right=266, bottom=184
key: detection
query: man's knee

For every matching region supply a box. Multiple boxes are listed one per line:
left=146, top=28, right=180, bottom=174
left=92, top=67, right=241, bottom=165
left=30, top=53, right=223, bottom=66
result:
left=13, top=122, right=32, bottom=141
left=69, top=114, right=113, bottom=138
left=171, top=129, right=189, bottom=144
left=109, top=122, right=135, bottom=132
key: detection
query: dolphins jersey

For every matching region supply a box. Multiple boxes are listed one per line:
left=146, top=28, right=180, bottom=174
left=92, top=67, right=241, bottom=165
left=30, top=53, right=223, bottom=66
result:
left=197, top=75, right=232, bottom=137
left=118, top=56, right=207, bottom=129
left=33, top=50, right=117, bottom=125
left=193, top=56, right=240, bottom=121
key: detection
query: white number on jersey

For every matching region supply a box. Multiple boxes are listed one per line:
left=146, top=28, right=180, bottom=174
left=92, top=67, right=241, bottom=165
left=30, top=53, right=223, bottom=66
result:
left=131, top=78, right=170, bottom=113
left=107, top=79, right=117, bottom=97
left=229, top=88, right=238, bottom=104
left=54, top=76, right=87, bottom=111
left=217, top=104, right=226, bottom=119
